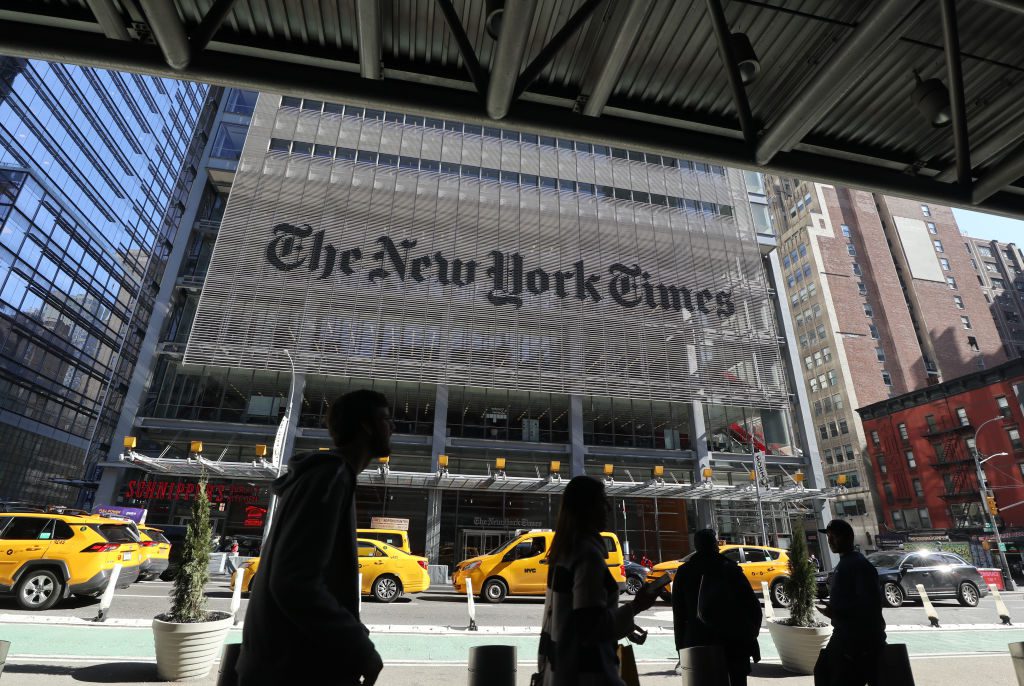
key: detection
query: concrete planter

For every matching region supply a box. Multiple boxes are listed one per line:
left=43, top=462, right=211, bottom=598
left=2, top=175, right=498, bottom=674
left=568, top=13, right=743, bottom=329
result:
left=766, top=619, right=832, bottom=674
left=153, top=611, right=233, bottom=681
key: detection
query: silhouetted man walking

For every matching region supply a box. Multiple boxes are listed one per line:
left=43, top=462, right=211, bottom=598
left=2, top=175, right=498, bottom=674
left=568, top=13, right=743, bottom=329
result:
left=237, top=390, right=391, bottom=685
left=815, top=519, right=886, bottom=686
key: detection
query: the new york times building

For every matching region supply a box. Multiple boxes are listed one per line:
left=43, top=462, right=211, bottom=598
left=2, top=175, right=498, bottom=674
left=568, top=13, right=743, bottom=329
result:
left=101, top=93, right=827, bottom=568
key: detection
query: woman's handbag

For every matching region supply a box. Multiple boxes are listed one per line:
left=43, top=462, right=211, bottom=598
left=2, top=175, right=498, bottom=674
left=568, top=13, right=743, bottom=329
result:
left=617, top=643, right=641, bottom=686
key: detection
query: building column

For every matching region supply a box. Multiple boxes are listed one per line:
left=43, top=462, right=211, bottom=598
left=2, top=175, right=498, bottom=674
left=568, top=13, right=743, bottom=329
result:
left=765, top=250, right=833, bottom=567
left=425, top=385, right=448, bottom=564
left=690, top=400, right=714, bottom=530
left=570, top=395, right=585, bottom=477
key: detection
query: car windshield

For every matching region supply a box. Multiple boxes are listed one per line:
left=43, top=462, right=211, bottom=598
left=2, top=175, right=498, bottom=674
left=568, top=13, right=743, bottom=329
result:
left=94, top=524, right=139, bottom=543
left=487, top=537, right=519, bottom=556
left=867, top=553, right=905, bottom=568
left=142, top=529, right=170, bottom=544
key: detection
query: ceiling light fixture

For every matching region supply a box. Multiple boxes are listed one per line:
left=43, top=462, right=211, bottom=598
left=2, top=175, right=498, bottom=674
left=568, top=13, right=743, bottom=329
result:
left=912, top=71, right=951, bottom=128
left=730, top=33, right=760, bottom=85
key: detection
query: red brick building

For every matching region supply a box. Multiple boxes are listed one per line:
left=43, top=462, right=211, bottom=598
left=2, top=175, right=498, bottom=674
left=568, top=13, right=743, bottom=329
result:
left=857, top=357, right=1024, bottom=579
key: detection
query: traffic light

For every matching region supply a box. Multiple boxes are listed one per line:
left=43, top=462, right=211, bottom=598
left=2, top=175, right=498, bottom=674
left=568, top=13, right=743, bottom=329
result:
left=987, top=496, right=999, bottom=516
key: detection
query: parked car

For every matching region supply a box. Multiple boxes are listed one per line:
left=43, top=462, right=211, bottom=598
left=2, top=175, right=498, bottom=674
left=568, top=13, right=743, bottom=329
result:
left=645, top=544, right=793, bottom=607
left=623, top=560, right=650, bottom=595
left=452, top=530, right=626, bottom=603
left=136, top=526, right=172, bottom=581
left=155, top=524, right=188, bottom=581
left=234, top=538, right=430, bottom=602
left=357, top=528, right=411, bottom=553
left=0, top=512, right=141, bottom=610
left=816, top=551, right=987, bottom=608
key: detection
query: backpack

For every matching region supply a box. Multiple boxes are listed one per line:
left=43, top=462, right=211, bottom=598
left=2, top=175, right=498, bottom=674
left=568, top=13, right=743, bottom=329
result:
left=696, top=560, right=758, bottom=641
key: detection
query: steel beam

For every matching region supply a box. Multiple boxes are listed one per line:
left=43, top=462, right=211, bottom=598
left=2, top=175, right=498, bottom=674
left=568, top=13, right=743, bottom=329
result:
left=355, top=0, right=382, bottom=80
left=580, top=0, right=654, bottom=117
left=973, top=137, right=1024, bottom=204
left=191, top=0, right=240, bottom=53
left=85, top=0, right=130, bottom=41
left=138, top=0, right=191, bottom=70
left=975, top=0, right=1024, bottom=13
left=754, top=0, right=918, bottom=165
left=513, top=0, right=606, bottom=100
left=704, top=0, right=756, bottom=146
left=936, top=84, right=1024, bottom=183
left=1, top=20, right=1022, bottom=219
left=435, top=0, right=488, bottom=95
left=486, top=0, right=537, bottom=119
left=940, top=0, right=971, bottom=187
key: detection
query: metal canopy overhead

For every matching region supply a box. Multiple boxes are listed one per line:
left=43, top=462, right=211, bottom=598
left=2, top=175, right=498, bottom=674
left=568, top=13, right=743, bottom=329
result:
left=3, top=1, right=1024, bottom=218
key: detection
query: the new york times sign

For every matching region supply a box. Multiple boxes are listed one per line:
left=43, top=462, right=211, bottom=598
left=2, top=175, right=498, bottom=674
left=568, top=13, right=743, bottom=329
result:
left=266, top=225, right=736, bottom=319
left=186, top=131, right=787, bottom=407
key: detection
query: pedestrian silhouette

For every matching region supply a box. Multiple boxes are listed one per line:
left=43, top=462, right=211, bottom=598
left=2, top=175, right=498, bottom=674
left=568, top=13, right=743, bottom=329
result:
left=814, top=518, right=886, bottom=686
left=236, top=390, right=391, bottom=685
left=534, top=476, right=659, bottom=685
left=672, top=529, right=762, bottom=686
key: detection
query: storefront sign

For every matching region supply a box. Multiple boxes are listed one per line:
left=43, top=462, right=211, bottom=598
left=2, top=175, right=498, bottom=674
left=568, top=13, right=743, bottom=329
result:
left=93, top=504, right=147, bottom=524
left=244, top=505, right=267, bottom=528
left=370, top=516, right=410, bottom=531
left=124, top=480, right=259, bottom=504
left=186, top=114, right=787, bottom=408
left=472, top=516, right=544, bottom=529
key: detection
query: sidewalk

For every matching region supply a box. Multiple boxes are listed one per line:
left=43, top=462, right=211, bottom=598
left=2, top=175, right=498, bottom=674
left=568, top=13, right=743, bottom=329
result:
left=0, top=654, right=1017, bottom=685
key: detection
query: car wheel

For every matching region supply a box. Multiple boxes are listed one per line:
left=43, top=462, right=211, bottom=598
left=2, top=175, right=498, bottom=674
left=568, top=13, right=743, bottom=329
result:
left=771, top=579, right=791, bottom=608
left=372, top=574, right=402, bottom=603
left=481, top=577, right=508, bottom=604
left=626, top=575, right=643, bottom=595
left=957, top=581, right=980, bottom=607
left=882, top=581, right=904, bottom=608
left=16, top=569, right=63, bottom=611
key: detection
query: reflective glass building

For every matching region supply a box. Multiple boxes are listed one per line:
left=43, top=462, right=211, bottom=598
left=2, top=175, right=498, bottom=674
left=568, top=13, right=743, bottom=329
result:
left=0, top=57, right=211, bottom=504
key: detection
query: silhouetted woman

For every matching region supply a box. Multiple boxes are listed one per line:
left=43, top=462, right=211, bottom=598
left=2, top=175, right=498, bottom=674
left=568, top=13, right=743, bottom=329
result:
left=534, top=476, right=658, bottom=685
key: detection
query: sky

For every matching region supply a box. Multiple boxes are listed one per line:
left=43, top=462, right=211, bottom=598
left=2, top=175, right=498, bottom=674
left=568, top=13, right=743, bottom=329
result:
left=952, top=208, right=1024, bottom=244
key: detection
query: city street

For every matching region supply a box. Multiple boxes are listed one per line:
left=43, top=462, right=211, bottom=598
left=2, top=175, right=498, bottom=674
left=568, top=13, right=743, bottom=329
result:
left=2, top=577, right=1022, bottom=629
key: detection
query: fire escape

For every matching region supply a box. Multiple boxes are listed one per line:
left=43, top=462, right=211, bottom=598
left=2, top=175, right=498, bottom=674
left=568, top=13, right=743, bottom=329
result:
left=926, top=418, right=980, bottom=525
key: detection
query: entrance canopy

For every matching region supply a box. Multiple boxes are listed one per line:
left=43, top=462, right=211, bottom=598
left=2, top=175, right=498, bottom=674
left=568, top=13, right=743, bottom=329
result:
left=1, top=1, right=1023, bottom=217
left=111, top=450, right=831, bottom=504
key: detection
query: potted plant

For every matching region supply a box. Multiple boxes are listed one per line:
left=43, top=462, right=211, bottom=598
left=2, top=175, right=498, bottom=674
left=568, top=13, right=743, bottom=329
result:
left=766, top=523, right=832, bottom=674
left=153, top=473, right=233, bottom=681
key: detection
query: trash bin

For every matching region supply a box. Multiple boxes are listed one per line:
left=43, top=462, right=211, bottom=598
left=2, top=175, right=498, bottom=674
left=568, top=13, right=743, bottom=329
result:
left=1010, top=642, right=1024, bottom=686
left=468, top=645, right=516, bottom=686
left=678, top=645, right=730, bottom=686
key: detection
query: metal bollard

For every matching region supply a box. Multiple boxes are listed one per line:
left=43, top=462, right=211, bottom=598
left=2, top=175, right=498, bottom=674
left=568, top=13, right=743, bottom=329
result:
left=915, top=584, right=940, bottom=628
left=0, top=639, right=9, bottom=677
left=761, top=581, right=775, bottom=620
left=467, top=645, right=516, bottom=686
left=95, top=564, right=122, bottom=622
left=878, top=644, right=915, bottom=686
left=679, top=645, right=730, bottom=686
left=990, top=584, right=1013, bottom=625
left=1010, top=642, right=1024, bottom=686
left=465, top=576, right=478, bottom=631
left=229, top=568, right=244, bottom=625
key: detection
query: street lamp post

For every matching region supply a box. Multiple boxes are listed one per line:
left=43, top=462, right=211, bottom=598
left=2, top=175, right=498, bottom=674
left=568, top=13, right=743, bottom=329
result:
left=973, top=416, right=1017, bottom=591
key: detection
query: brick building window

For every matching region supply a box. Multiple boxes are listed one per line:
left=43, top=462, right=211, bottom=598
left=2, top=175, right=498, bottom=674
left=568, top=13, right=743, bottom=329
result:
left=841, top=224, right=851, bottom=237
left=878, top=454, right=887, bottom=474
left=847, top=244, right=857, bottom=256
left=884, top=483, right=895, bottom=505
left=827, top=370, right=838, bottom=386
left=876, top=347, right=886, bottom=362
left=823, top=448, right=833, bottom=464
left=934, top=239, right=944, bottom=252
left=961, top=316, right=972, bottom=329
left=810, top=377, right=820, bottom=393
left=829, top=421, right=839, bottom=438
left=823, top=347, right=833, bottom=362
left=933, top=442, right=946, bottom=463
left=813, top=351, right=823, bottom=366
left=953, top=296, right=964, bottom=309
left=955, top=408, right=968, bottom=426
left=898, top=423, right=909, bottom=439
left=870, top=324, right=880, bottom=339
left=803, top=264, right=813, bottom=278
left=947, top=276, right=957, bottom=289
left=919, top=508, right=932, bottom=528
left=940, top=258, right=951, bottom=271
left=921, top=204, right=931, bottom=217
left=819, top=425, right=828, bottom=440
left=853, top=263, right=862, bottom=276
left=965, top=437, right=977, bottom=457
left=968, top=336, right=980, bottom=352
left=905, top=450, right=917, bottom=469
left=913, top=479, right=924, bottom=497
left=871, top=430, right=880, bottom=446
left=844, top=444, right=855, bottom=461
left=1008, top=428, right=1022, bottom=451
left=997, top=395, right=1012, bottom=418
left=864, top=303, right=874, bottom=317
left=833, top=393, right=845, bottom=410
left=814, top=400, right=823, bottom=416
left=927, top=222, right=937, bottom=234
left=858, top=282, right=867, bottom=295
left=839, top=418, right=849, bottom=433
left=882, top=371, right=893, bottom=386
left=978, top=245, right=993, bottom=257
left=925, top=414, right=937, bottom=432
left=993, top=278, right=1006, bottom=290
left=804, top=355, right=813, bottom=370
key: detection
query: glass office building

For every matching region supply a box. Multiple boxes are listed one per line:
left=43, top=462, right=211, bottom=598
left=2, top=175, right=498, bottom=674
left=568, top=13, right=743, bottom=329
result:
left=97, top=93, right=830, bottom=567
left=0, top=57, right=211, bottom=505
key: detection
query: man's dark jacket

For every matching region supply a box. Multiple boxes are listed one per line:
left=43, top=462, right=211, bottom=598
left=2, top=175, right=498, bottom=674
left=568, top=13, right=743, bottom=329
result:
left=672, top=551, right=762, bottom=670
left=237, top=451, right=375, bottom=685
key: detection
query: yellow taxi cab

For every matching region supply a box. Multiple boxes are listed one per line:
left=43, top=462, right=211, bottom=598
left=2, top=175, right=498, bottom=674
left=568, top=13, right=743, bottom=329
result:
left=137, top=526, right=172, bottom=581
left=645, top=544, right=791, bottom=607
left=356, top=528, right=410, bottom=553
left=452, top=530, right=626, bottom=603
left=0, top=512, right=142, bottom=610
left=233, top=538, right=430, bottom=603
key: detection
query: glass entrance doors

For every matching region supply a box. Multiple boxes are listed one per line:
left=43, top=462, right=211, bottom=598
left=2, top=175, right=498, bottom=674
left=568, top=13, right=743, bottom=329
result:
left=461, top=529, right=513, bottom=560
